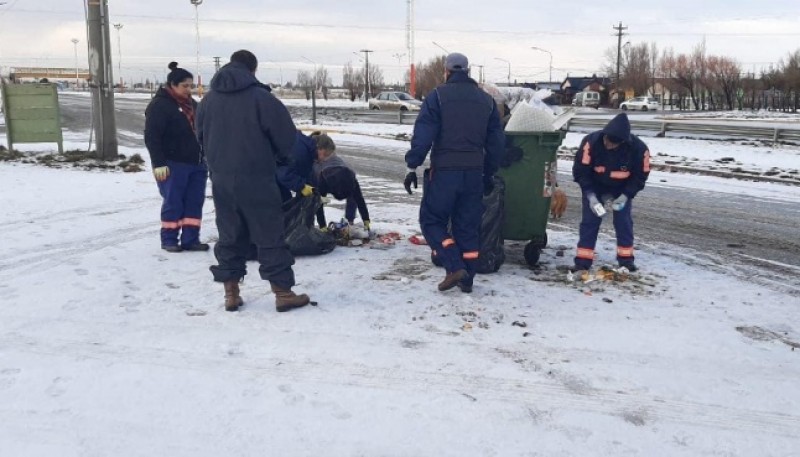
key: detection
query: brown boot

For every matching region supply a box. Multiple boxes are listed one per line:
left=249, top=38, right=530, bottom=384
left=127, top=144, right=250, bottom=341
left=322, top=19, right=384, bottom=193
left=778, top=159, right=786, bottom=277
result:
left=224, top=280, right=243, bottom=312
left=438, top=269, right=467, bottom=291
left=270, top=282, right=310, bottom=312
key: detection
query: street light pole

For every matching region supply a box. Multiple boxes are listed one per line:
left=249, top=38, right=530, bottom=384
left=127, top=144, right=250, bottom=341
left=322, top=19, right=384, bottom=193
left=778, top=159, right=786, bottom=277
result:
left=494, top=57, right=511, bottom=85
left=531, top=46, right=553, bottom=83
left=113, top=23, right=123, bottom=91
left=190, top=0, right=203, bottom=91
left=71, top=38, right=79, bottom=90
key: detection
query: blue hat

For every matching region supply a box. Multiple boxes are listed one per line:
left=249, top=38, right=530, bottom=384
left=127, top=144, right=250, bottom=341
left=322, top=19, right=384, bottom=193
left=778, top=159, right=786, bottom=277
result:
left=445, top=53, right=469, bottom=72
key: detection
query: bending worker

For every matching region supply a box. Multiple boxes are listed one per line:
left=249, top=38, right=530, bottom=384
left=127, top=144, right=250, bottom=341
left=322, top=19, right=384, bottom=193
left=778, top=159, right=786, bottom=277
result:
left=572, top=112, right=651, bottom=272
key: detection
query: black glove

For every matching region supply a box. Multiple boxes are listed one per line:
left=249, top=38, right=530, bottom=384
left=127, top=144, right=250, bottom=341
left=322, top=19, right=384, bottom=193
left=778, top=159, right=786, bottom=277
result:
left=404, top=169, right=418, bottom=194
left=483, top=175, right=495, bottom=196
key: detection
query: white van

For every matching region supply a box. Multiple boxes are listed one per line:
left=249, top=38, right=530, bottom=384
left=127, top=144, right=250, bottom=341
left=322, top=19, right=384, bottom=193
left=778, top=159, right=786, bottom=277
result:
left=572, top=91, right=600, bottom=108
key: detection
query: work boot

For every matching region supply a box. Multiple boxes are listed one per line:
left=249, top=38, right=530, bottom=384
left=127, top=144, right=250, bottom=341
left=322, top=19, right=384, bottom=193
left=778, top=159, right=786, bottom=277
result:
left=438, top=269, right=467, bottom=292
left=457, top=279, right=473, bottom=294
left=618, top=261, right=638, bottom=272
left=270, top=283, right=310, bottom=312
left=182, top=242, right=210, bottom=252
left=162, top=244, right=182, bottom=253
left=223, top=280, right=243, bottom=312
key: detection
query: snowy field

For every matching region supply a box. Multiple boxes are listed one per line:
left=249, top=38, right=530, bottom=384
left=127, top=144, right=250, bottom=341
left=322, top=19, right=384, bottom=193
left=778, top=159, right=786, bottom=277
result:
left=1, top=128, right=799, bottom=456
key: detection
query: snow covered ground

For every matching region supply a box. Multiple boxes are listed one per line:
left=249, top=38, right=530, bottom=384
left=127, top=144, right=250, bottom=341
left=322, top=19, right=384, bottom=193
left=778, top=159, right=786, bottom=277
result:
left=1, top=129, right=799, bottom=456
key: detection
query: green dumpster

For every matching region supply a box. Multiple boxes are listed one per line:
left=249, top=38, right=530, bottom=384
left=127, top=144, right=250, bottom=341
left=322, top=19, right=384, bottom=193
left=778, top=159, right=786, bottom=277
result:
left=497, top=130, right=566, bottom=266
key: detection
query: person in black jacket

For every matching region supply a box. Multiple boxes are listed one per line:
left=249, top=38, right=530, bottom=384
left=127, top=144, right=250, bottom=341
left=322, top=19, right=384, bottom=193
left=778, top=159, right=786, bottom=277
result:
left=312, top=145, right=370, bottom=230
left=196, top=50, right=310, bottom=313
left=404, top=52, right=504, bottom=293
left=572, top=113, right=650, bottom=272
left=144, top=62, right=209, bottom=253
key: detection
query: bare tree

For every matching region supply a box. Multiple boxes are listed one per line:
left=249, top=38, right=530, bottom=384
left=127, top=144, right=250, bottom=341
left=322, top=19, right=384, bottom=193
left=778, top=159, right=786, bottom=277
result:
left=707, top=56, right=741, bottom=110
left=365, top=64, right=385, bottom=97
left=409, top=56, right=446, bottom=99
left=780, top=49, right=800, bottom=112
left=314, top=65, right=332, bottom=99
left=343, top=62, right=364, bottom=101
left=296, top=70, right=313, bottom=100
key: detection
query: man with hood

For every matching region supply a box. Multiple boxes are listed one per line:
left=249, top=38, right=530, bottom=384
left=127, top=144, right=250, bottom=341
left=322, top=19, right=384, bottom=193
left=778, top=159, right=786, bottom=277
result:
left=196, top=49, right=310, bottom=312
left=403, top=52, right=504, bottom=293
left=572, top=112, right=651, bottom=272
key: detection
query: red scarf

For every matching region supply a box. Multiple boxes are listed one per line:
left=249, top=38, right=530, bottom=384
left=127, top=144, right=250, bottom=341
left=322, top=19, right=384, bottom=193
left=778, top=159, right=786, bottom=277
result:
left=165, top=86, right=196, bottom=132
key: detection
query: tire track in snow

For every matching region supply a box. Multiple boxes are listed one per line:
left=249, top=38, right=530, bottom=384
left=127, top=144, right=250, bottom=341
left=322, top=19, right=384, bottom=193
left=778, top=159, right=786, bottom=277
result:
left=3, top=333, right=799, bottom=439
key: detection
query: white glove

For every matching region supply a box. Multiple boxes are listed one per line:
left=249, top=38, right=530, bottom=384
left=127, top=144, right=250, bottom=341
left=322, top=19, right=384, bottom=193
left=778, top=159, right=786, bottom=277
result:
left=612, top=194, right=628, bottom=211
left=587, top=192, right=606, bottom=217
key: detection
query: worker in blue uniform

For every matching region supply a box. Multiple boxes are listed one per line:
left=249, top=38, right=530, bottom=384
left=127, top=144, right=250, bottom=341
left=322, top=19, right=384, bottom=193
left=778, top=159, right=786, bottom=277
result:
left=572, top=112, right=651, bottom=271
left=404, top=52, right=504, bottom=293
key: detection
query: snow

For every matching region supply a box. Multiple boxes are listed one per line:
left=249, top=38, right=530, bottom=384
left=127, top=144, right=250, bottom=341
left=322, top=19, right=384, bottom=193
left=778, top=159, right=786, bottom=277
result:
left=563, top=132, right=800, bottom=175
left=1, top=131, right=800, bottom=456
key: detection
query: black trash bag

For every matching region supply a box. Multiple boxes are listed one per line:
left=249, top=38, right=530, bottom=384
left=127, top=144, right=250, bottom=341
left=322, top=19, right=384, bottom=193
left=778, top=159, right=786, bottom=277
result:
left=424, top=170, right=506, bottom=274
left=282, top=194, right=336, bottom=256
left=474, top=175, right=505, bottom=273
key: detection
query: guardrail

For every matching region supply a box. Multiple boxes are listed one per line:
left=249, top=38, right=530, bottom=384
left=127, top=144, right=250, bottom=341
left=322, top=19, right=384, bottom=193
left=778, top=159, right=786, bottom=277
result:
left=341, top=110, right=800, bottom=144
left=349, top=110, right=419, bottom=125
left=565, top=118, right=800, bottom=144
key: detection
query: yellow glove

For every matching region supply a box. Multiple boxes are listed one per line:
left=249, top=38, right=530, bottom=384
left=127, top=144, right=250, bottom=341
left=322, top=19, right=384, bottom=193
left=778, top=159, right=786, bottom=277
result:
left=364, top=220, right=371, bottom=231
left=153, top=166, right=170, bottom=182
left=300, top=184, right=315, bottom=197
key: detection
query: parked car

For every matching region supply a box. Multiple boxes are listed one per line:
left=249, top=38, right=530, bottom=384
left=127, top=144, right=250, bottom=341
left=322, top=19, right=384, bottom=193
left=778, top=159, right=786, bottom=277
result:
left=572, top=91, right=600, bottom=108
left=620, top=96, right=660, bottom=111
left=368, top=91, right=422, bottom=111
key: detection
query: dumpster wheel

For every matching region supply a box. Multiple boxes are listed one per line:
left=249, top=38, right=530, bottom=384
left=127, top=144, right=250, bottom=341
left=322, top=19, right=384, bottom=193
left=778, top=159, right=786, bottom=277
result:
left=524, top=233, right=548, bottom=267
left=524, top=242, right=541, bottom=266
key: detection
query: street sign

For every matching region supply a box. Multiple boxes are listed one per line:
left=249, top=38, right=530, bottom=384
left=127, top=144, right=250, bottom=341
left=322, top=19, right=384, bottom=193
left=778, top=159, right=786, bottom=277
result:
left=1, top=79, right=64, bottom=153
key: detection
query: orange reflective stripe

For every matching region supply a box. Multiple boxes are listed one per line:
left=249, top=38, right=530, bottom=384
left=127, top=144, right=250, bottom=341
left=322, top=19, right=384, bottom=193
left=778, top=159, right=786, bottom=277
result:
left=617, top=246, right=634, bottom=257
left=594, top=166, right=606, bottom=174
left=463, top=251, right=479, bottom=260
left=442, top=238, right=456, bottom=248
left=643, top=149, right=651, bottom=172
left=161, top=221, right=180, bottom=229
left=181, top=217, right=202, bottom=227
left=581, top=143, right=592, bottom=165
left=610, top=170, right=631, bottom=179
left=576, top=248, right=595, bottom=260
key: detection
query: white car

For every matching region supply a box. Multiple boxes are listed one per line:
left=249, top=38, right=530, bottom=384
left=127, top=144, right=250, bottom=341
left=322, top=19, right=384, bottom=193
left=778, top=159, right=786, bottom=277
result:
left=368, top=91, right=422, bottom=111
left=620, top=96, right=660, bottom=111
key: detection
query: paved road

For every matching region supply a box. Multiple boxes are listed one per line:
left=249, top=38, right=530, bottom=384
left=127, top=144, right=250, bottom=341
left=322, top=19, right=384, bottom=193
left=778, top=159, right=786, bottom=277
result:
left=55, top=94, right=800, bottom=295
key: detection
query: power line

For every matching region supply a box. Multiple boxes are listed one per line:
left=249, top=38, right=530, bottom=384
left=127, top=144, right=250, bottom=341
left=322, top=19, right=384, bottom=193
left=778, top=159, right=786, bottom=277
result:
left=9, top=9, right=800, bottom=37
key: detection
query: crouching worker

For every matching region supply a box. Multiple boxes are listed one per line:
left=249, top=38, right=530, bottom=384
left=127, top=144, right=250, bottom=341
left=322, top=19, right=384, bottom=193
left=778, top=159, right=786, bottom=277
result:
left=276, top=130, right=329, bottom=202
left=572, top=112, right=650, bottom=272
left=311, top=138, right=371, bottom=230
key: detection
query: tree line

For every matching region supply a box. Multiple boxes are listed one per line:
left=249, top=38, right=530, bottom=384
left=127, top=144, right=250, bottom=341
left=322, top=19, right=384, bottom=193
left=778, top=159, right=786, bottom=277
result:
left=606, top=40, right=800, bottom=111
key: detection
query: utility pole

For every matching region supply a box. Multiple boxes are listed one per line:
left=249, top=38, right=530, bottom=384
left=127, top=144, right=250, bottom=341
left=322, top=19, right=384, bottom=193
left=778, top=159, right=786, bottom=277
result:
left=360, top=49, right=373, bottom=100
left=213, top=56, right=221, bottom=73
left=407, top=0, right=416, bottom=97
left=86, top=0, right=118, bottom=160
left=113, top=23, right=123, bottom=91
left=614, top=21, right=628, bottom=106
left=71, top=38, right=79, bottom=90
left=190, top=0, right=203, bottom=92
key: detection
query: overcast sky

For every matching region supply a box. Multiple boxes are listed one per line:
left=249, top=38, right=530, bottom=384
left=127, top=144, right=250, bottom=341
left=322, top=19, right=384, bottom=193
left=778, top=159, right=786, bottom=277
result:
left=1, top=0, right=799, bottom=86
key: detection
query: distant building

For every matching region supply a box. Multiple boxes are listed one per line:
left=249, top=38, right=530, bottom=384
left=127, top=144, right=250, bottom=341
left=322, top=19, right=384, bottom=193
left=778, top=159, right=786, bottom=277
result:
left=561, top=75, right=612, bottom=106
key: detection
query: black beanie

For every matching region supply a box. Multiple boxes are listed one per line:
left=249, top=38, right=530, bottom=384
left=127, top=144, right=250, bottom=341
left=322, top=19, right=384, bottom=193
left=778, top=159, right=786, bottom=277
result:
left=167, top=62, right=193, bottom=86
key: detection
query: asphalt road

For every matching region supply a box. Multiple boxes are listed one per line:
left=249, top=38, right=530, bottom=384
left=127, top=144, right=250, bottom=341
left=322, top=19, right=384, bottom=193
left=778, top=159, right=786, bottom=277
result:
left=53, top=93, right=800, bottom=295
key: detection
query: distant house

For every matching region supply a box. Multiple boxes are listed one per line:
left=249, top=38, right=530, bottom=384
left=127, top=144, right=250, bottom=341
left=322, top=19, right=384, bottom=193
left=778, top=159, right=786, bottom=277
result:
left=561, top=75, right=612, bottom=106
